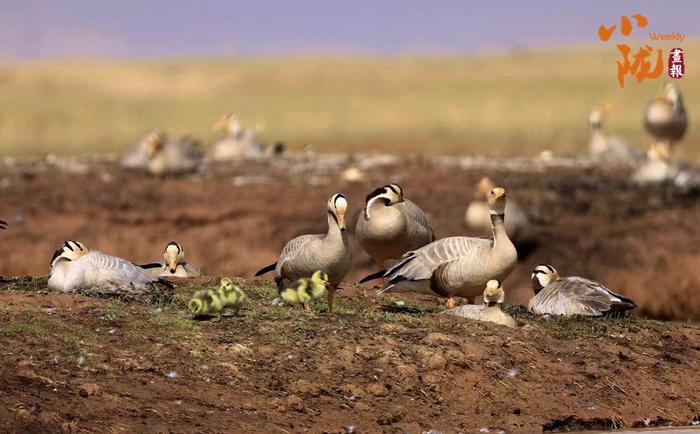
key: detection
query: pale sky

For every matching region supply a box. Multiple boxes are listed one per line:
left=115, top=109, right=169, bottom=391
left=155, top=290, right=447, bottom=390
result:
left=1, top=0, right=698, bottom=58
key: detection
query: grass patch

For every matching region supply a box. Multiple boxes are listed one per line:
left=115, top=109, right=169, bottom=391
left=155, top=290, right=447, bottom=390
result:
left=0, top=322, right=45, bottom=337
left=3, top=43, right=699, bottom=158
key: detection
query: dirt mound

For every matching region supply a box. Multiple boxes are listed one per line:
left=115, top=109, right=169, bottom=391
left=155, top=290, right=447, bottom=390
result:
left=1, top=155, right=700, bottom=320
left=0, top=277, right=698, bottom=433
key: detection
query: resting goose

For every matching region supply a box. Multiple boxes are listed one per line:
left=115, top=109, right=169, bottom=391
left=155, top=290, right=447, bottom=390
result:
left=529, top=264, right=636, bottom=317
left=120, top=130, right=161, bottom=170
left=255, top=193, right=353, bottom=312
left=588, top=105, right=642, bottom=163
left=464, top=177, right=536, bottom=249
left=48, top=241, right=172, bottom=295
left=443, top=280, right=516, bottom=328
left=211, top=114, right=279, bottom=160
left=644, top=82, right=688, bottom=159
left=356, top=184, right=435, bottom=266
left=146, top=131, right=204, bottom=176
left=141, top=241, right=201, bottom=278
left=362, top=187, right=517, bottom=308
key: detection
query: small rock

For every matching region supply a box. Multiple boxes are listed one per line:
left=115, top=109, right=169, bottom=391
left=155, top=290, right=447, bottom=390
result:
left=367, top=383, right=388, bottom=397
left=166, top=371, right=177, bottom=379
left=691, top=415, right=700, bottom=426
left=354, top=402, right=371, bottom=412
left=285, top=394, right=304, bottom=412
left=78, top=383, right=101, bottom=397
left=344, top=425, right=357, bottom=434
left=340, top=383, right=364, bottom=399
left=290, top=379, right=321, bottom=397
left=76, top=356, right=86, bottom=367
left=507, top=368, right=519, bottom=379
left=423, top=332, right=457, bottom=345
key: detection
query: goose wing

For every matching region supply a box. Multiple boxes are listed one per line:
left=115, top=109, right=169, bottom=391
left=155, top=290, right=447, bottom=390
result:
left=86, top=252, right=160, bottom=287
left=277, top=234, right=324, bottom=273
left=398, top=199, right=435, bottom=241
left=530, top=277, right=636, bottom=316
left=442, top=303, right=483, bottom=319
left=383, top=236, right=490, bottom=284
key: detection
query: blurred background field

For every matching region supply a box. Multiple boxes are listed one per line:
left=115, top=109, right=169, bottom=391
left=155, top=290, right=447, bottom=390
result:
left=2, top=41, right=698, bottom=158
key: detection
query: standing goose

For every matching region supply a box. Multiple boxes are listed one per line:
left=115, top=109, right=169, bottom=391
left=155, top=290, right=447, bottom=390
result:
left=644, top=82, right=688, bottom=160
left=464, top=178, right=536, bottom=249
left=588, top=105, right=642, bottom=163
left=254, top=193, right=353, bottom=312
left=48, top=241, right=172, bottom=294
left=356, top=184, right=435, bottom=266
left=146, top=131, right=204, bottom=176
left=443, top=280, right=516, bottom=328
left=362, top=187, right=517, bottom=308
left=529, top=264, right=636, bottom=317
left=140, top=241, right=201, bottom=278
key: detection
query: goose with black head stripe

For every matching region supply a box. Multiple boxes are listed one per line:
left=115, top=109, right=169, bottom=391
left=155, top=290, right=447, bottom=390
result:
left=529, top=264, right=636, bottom=317
left=48, top=241, right=172, bottom=295
left=141, top=241, right=201, bottom=277
left=255, top=193, right=353, bottom=312
left=361, top=187, right=517, bottom=308
left=356, top=183, right=435, bottom=266
left=0, top=219, right=6, bottom=230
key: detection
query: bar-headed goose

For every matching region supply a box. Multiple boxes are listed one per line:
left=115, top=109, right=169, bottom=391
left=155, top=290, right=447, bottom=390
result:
left=121, top=130, right=163, bottom=170
left=362, top=187, right=517, bottom=308
left=644, top=82, right=688, bottom=159
left=48, top=241, right=172, bottom=294
left=146, top=131, right=204, bottom=176
left=140, top=241, right=201, bottom=278
left=588, top=105, right=642, bottom=163
left=529, top=264, right=636, bottom=317
left=356, top=184, right=435, bottom=266
left=255, top=193, right=353, bottom=312
left=211, top=114, right=276, bottom=160
left=464, top=177, right=536, bottom=249
left=442, top=280, right=516, bottom=328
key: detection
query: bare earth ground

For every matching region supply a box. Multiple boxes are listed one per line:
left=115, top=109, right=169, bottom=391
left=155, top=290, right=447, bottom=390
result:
left=0, top=154, right=699, bottom=432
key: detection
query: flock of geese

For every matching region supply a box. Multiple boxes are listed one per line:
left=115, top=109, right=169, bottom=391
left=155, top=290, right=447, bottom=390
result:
left=119, top=113, right=283, bottom=176
left=0, top=82, right=690, bottom=328
left=19, top=180, right=636, bottom=329
left=589, top=82, right=690, bottom=187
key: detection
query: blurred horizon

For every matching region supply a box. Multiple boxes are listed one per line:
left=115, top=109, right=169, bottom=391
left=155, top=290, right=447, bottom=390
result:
left=1, top=0, right=699, bottom=59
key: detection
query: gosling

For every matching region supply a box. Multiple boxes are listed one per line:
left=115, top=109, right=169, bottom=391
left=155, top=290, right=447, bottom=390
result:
left=279, top=271, right=329, bottom=312
left=218, top=278, right=248, bottom=315
left=188, top=289, right=225, bottom=321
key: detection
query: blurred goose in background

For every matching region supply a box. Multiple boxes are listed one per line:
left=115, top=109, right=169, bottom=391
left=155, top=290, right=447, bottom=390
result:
left=141, top=241, right=201, bottom=277
left=211, top=114, right=283, bottom=160
left=146, top=131, right=204, bottom=176
left=48, top=241, right=172, bottom=294
left=443, top=280, right=516, bottom=328
left=588, top=105, right=642, bottom=163
left=356, top=184, right=435, bottom=266
left=644, top=82, right=688, bottom=160
left=362, top=187, right=517, bottom=308
left=0, top=219, right=6, bottom=230
left=255, top=193, right=353, bottom=312
left=121, top=130, right=164, bottom=170
left=464, top=177, right=537, bottom=250
left=529, top=264, right=636, bottom=317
